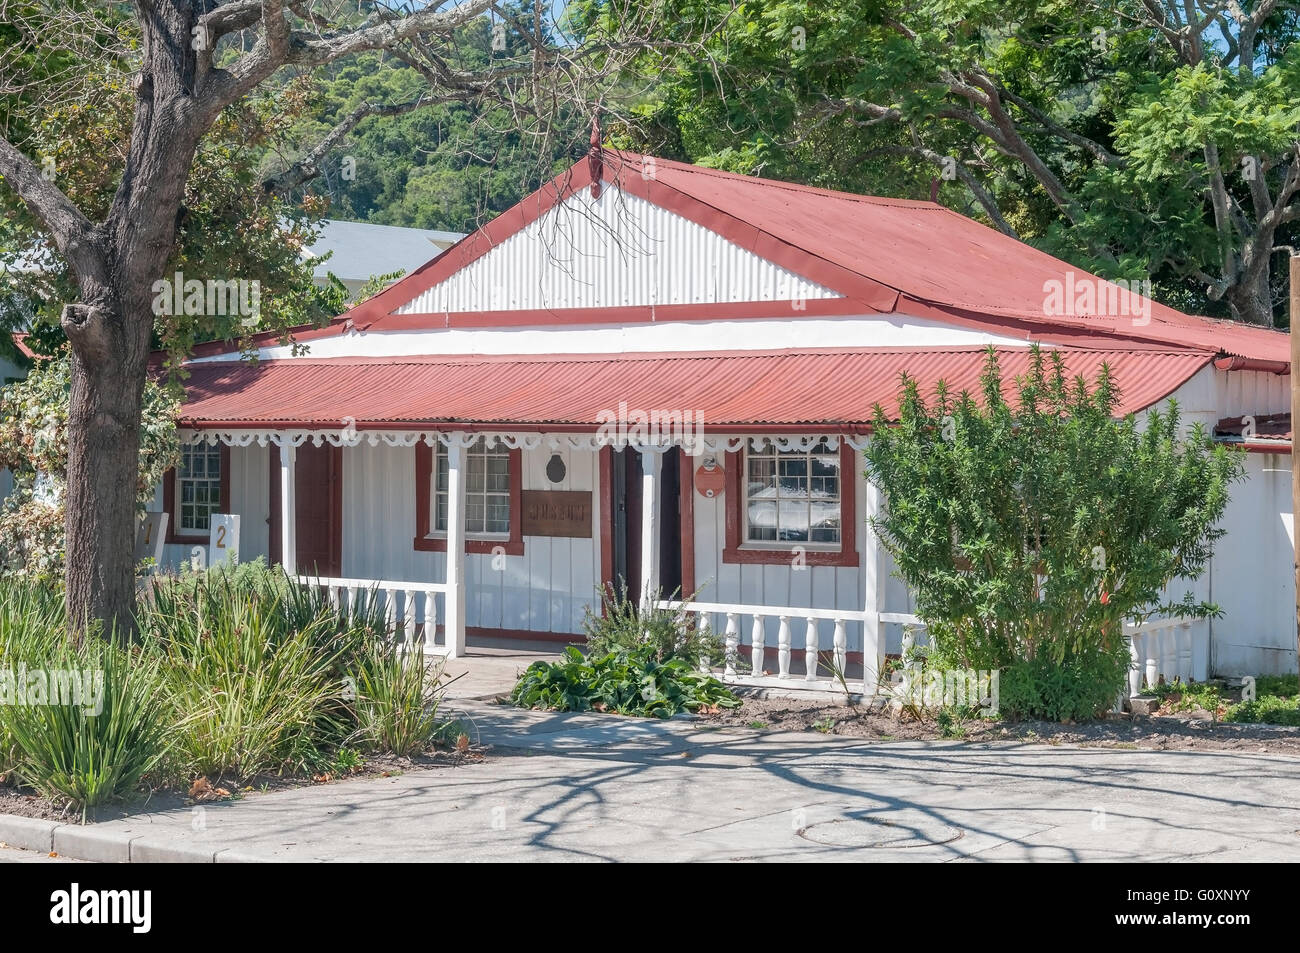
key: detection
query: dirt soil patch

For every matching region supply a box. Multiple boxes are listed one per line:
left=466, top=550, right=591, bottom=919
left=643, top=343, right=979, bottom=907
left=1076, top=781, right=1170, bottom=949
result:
left=699, top=693, right=1300, bottom=754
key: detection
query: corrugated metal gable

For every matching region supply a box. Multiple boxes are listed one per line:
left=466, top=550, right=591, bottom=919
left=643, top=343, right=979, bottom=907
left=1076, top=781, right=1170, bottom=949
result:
left=393, top=186, right=842, bottom=314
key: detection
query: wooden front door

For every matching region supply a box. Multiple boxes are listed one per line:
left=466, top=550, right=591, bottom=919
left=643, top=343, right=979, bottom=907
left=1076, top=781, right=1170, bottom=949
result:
left=270, top=444, right=343, bottom=576
left=609, top=448, right=642, bottom=604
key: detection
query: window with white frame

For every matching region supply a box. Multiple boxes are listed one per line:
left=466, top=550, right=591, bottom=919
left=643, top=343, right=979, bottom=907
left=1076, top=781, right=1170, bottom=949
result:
left=177, top=444, right=222, bottom=533
left=434, top=438, right=511, bottom=536
left=744, top=439, right=841, bottom=546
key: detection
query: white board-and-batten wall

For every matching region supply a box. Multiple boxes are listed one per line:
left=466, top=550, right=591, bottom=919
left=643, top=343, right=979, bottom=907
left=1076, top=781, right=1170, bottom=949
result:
left=158, top=441, right=603, bottom=635
left=153, top=437, right=902, bottom=645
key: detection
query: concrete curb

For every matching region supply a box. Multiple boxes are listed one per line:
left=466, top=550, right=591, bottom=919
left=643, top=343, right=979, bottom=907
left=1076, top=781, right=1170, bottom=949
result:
left=0, top=813, right=262, bottom=863
left=0, top=815, right=59, bottom=853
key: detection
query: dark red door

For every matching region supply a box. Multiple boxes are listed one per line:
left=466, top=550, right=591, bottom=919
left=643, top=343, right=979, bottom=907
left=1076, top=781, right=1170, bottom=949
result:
left=622, top=449, right=642, bottom=604
left=270, top=444, right=342, bottom=576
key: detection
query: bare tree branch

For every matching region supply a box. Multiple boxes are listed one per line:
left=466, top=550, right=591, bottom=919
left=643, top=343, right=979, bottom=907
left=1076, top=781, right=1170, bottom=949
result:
left=262, top=94, right=445, bottom=195
left=0, top=134, right=105, bottom=285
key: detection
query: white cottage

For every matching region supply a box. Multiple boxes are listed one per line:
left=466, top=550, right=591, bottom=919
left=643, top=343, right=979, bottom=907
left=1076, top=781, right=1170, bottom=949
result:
left=162, top=149, right=1295, bottom=686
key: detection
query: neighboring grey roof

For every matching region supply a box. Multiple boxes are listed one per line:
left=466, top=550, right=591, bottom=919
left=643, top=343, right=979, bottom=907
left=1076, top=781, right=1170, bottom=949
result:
left=304, top=219, right=465, bottom=283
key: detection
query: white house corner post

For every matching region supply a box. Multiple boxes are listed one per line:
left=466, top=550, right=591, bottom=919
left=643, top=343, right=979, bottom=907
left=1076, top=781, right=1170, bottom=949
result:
left=639, top=448, right=662, bottom=605
left=443, top=435, right=468, bottom=658
left=279, top=443, right=297, bottom=577
left=862, top=477, right=886, bottom=694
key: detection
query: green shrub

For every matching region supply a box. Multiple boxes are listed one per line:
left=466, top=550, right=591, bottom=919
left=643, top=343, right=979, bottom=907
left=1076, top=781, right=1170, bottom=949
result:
left=511, top=645, right=741, bottom=718
left=582, top=583, right=722, bottom=667
left=0, top=569, right=451, bottom=803
left=146, top=568, right=448, bottom=776
left=144, top=576, right=348, bottom=781
left=0, top=577, right=67, bottom=776
left=865, top=346, right=1244, bottom=722
left=1225, top=676, right=1300, bottom=726
left=1153, top=680, right=1224, bottom=714
left=996, top=645, right=1130, bottom=721
left=2, top=642, right=171, bottom=816
left=350, top=644, right=446, bottom=756
left=0, top=577, right=65, bottom=649
left=1227, top=695, right=1300, bottom=726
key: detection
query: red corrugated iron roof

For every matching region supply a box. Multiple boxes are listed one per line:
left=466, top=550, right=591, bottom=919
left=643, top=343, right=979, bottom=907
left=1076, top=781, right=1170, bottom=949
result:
left=179, top=346, right=1215, bottom=430
left=331, top=150, right=1288, bottom=368
left=605, top=153, right=1288, bottom=363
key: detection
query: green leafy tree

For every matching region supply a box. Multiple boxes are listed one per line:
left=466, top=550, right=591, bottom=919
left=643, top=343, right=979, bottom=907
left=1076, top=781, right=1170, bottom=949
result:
left=0, top=64, right=339, bottom=367
left=0, top=0, right=677, bottom=634
left=266, top=37, right=588, bottom=234
left=629, top=0, right=1300, bottom=324
left=864, top=346, right=1245, bottom=718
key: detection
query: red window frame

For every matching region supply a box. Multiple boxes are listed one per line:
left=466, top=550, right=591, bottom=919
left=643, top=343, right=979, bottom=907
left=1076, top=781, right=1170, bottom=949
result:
left=164, top=443, right=231, bottom=544
left=722, top=442, right=858, bottom=567
left=413, top=441, right=525, bottom=555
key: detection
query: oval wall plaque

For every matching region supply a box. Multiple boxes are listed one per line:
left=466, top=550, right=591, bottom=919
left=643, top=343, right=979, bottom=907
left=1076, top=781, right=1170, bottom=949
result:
left=695, top=462, right=725, bottom=498
left=546, top=453, right=567, bottom=484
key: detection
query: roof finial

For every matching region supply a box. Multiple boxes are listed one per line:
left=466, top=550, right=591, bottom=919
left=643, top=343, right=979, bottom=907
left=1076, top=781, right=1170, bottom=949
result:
left=588, top=109, right=603, bottom=199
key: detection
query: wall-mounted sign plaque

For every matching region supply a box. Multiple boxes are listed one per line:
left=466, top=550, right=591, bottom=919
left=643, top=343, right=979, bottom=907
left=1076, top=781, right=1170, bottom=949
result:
left=521, top=490, right=593, bottom=538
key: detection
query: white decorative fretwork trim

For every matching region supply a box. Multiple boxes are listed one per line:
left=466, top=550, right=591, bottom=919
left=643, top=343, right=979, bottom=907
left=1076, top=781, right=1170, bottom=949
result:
left=181, top=428, right=873, bottom=453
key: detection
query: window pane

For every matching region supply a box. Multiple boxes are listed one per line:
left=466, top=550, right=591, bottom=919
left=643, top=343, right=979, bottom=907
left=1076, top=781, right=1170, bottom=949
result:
left=486, top=501, right=510, bottom=534
left=810, top=475, right=838, bottom=498
left=810, top=501, right=841, bottom=542
left=465, top=497, right=486, bottom=533
left=748, top=456, right=775, bottom=491
left=486, top=467, right=509, bottom=492
left=747, top=500, right=777, bottom=541
left=778, top=457, right=809, bottom=497
left=777, top=500, right=809, bottom=541
left=810, top=524, right=840, bottom=544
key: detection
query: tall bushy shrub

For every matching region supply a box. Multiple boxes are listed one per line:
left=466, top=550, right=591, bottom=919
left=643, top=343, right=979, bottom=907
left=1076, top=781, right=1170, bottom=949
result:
left=3, top=642, right=171, bottom=818
left=145, top=566, right=445, bottom=781
left=865, top=346, right=1244, bottom=719
left=0, top=579, right=171, bottom=812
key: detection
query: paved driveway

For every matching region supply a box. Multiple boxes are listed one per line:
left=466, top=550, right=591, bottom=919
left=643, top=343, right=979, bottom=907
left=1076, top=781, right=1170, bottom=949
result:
left=18, top=703, right=1298, bottom=862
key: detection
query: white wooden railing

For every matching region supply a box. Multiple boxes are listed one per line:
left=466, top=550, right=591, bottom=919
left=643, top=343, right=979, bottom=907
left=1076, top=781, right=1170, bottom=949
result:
left=296, top=575, right=455, bottom=656
left=660, top=598, right=1198, bottom=704
left=657, top=599, right=925, bottom=695
left=1124, top=616, right=1195, bottom=697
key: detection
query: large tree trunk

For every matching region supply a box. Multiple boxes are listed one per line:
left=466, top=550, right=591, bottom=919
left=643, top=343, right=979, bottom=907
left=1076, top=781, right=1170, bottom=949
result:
left=58, top=0, right=204, bottom=637
left=1224, top=265, right=1276, bottom=327
left=62, top=302, right=150, bottom=639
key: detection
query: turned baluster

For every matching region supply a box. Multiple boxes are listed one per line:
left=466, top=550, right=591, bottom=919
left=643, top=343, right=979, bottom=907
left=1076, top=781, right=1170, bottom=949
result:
left=804, top=618, right=819, bottom=681
left=777, top=616, right=792, bottom=678
left=751, top=614, right=766, bottom=676
left=724, top=613, right=740, bottom=678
